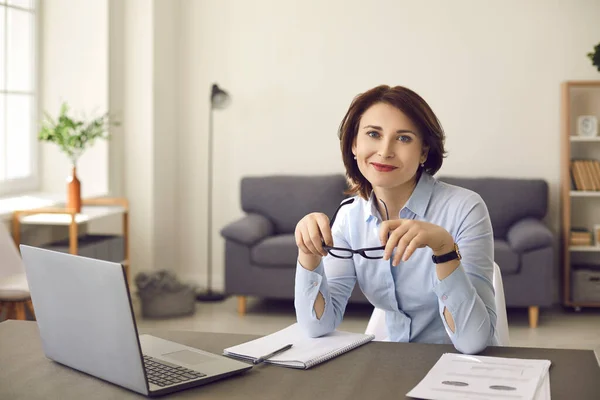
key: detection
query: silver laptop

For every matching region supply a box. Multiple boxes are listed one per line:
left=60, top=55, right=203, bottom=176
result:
left=20, top=245, right=252, bottom=397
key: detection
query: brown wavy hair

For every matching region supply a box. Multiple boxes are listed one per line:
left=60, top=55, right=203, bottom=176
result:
left=338, top=85, right=447, bottom=199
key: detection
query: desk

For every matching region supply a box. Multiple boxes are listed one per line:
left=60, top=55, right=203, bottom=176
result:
left=1, top=321, right=599, bottom=399
left=12, top=197, right=130, bottom=282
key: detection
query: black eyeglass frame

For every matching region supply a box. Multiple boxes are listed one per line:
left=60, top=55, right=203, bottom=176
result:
left=322, top=197, right=390, bottom=259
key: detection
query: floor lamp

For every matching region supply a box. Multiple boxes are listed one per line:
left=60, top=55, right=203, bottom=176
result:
left=196, top=83, right=230, bottom=302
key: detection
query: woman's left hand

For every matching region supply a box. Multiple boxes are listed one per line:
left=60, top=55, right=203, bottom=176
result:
left=379, top=220, right=454, bottom=266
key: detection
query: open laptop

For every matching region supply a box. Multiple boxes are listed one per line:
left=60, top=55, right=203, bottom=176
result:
left=19, top=245, right=252, bottom=397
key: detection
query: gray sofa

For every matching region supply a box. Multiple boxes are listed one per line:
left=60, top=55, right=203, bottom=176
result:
left=220, top=175, right=371, bottom=316
left=221, top=175, right=554, bottom=327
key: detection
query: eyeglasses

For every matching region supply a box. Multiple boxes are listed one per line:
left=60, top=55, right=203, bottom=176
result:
left=323, top=197, right=390, bottom=259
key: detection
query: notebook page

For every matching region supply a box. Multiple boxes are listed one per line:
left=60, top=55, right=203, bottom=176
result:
left=267, top=330, right=373, bottom=365
left=224, top=323, right=374, bottom=367
left=224, top=324, right=304, bottom=360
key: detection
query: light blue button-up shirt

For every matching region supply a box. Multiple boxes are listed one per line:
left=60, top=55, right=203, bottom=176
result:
left=294, top=172, right=498, bottom=354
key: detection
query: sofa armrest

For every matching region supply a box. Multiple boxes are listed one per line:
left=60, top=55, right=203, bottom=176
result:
left=506, top=218, right=553, bottom=253
left=220, top=214, right=275, bottom=246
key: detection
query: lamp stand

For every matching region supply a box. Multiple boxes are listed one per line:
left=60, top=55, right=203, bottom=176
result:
left=196, top=105, right=226, bottom=302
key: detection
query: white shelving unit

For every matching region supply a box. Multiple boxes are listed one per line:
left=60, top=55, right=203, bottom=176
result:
left=570, top=191, right=600, bottom=197
left=561, top=81, right=600, bottom=309
left=569, top=246, right=600, bottom=252
left=570, top=136, right=600, bottom=142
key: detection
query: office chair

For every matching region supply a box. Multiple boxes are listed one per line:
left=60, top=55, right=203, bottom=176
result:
left=0, top=223, right=34, bottom=320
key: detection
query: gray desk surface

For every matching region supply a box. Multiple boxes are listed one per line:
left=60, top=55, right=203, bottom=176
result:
left=1, top=320, right=599, bottom=399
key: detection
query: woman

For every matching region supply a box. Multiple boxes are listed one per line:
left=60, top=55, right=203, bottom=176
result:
left=294, top=85, right=497, bottom=354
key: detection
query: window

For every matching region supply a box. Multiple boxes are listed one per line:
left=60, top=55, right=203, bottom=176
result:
left=0, top=0, right=37, bottom=196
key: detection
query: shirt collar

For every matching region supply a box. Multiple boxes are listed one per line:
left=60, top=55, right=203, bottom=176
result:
left=363, top=172, right=436, bottom=222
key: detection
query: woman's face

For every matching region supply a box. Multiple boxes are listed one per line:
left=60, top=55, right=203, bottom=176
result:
left=352, top=102, right=428, bottom=191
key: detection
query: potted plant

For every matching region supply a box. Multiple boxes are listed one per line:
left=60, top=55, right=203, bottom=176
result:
left=588, top=42, right=600, bottom=72
left=38, top=102, right=119, bottom=212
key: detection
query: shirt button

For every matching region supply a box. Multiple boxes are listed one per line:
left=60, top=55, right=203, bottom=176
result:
left=442, top=295, right=448, bottom=301
left=313, top=282, right=318, bottom=287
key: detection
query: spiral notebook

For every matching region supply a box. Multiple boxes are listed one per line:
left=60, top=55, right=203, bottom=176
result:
left=223, top=323, right=375, bottom=369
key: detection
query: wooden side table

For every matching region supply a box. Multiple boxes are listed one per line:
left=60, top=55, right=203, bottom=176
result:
left=11, top=197, right=130, bottom=283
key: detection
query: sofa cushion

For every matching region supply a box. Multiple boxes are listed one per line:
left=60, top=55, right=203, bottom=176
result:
left=220, top=214, right=275, bottom=246
left=438, top=177, right=548, bottom=239
left=507, top=218, right=553, bottom=253
left=251, top=234, right=298, bottom=267
left=241, top=175, right=348, bottom=234
left=493, top=240, right=520, bottom=275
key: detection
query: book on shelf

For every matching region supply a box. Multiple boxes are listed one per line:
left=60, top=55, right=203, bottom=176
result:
left=570, top=159, right=600, bottom=191
left=594, top=161, right=600, bottom=189
left=587, top=161, right=600, bottom=190
left=571, top=161, right=584, bottom=190
left=572, top=160, right=588, bottom=190
left=584, top=161, right=594, bottom=190
left=570, top=228, right=593, bottom=246
left=571, top=240, right=592, bottom=247
left=584, top=160, right=595, bottom=190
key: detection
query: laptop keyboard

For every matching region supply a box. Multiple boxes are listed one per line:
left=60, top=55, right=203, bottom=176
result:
left=143, top=355, right=207, bottom=387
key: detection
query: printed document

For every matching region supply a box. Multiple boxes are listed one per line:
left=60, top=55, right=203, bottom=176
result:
left=407, top=353, right=551, bottom=400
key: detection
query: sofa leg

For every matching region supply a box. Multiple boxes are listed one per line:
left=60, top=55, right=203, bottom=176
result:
left=26, top=299, right=36, bottom=320
left=5, top=302, right=16, bottom=320
left=528, top=306, right=539, bottom=328
left=237, top=296, right=246, bottom=316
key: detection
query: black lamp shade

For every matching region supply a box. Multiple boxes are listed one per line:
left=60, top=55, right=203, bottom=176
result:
left=211, top=84, right=230, bottom=109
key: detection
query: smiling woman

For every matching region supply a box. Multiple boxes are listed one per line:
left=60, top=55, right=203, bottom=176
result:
left=293, top=85, right=499, bottom=355
left=338, top=86, right=446, bottom=201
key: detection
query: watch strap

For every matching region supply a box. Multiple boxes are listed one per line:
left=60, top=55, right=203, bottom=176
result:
left=431, top=243, right=461, bottom=264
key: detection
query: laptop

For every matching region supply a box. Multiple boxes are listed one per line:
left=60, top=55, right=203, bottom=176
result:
left=19, top=245, right=252, bottom=397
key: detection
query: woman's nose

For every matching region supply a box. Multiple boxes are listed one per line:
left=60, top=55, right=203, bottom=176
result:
left=378, top=141, right=395, bottom=159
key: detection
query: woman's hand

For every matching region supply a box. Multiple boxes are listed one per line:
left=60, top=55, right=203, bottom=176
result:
left=294, top=213, right=333, bottom=271
left=379, top=220, right=454, bottom=266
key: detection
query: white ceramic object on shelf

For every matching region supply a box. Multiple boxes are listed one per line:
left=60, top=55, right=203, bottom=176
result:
left=577, top=115, right=598, bottom=137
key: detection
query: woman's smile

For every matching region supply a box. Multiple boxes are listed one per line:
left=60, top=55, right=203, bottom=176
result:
left=370, top=162, right=398, bottom=172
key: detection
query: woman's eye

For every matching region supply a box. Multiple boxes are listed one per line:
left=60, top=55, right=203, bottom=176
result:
left=398, top=135, right=412, bottom=143
left=367, top=130, right=380, bottom=138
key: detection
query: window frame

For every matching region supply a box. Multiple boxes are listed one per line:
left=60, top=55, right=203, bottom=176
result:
left=0, top=0, right=39, bottom=197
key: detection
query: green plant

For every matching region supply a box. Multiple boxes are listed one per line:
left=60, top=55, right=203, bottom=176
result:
left=38, top=102, right=119, bottom=164
left=588, top=42, right=600, bottom=72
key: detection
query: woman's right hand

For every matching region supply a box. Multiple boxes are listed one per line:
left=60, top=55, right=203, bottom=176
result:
left=294, top=212, right=333, bottom=271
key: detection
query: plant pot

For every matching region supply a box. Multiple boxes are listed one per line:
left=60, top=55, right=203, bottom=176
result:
left=67, top=166, right=81, bottom=213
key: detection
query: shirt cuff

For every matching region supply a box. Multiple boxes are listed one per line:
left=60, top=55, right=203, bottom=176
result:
left=295, top=261, right=328, bottom=319
left=431, top=263, right=475, bottom=314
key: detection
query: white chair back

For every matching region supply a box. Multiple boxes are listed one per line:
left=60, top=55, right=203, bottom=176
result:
left=0, top=223, right=24, bottom=279
left=364, top=307, right=387, bottom=341
left=492, top=262, right=510, bottom=346
left=365, top=261, right=510, bottom=346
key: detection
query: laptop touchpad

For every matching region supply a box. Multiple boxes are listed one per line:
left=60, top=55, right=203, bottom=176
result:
left=162, top=350, right=214, bottom=365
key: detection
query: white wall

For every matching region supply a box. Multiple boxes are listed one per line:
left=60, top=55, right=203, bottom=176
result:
left=107, top=0, right=179, bottom=277
left=38, top=0, right=600, bottom=294
left=175, top=0, right=600, bottom=290
left=152, top=0, right=180, bottom=273
left=120, top=0, right=155, bottom=275
left=40, top=0, right=109, bottom=198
